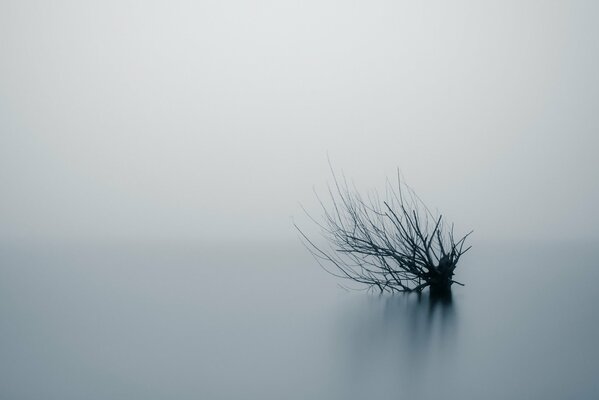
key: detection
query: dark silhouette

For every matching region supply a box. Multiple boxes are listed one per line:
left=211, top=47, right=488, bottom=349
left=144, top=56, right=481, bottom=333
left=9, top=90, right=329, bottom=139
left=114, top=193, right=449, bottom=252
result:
left=296, top=166, right=472, bottom=294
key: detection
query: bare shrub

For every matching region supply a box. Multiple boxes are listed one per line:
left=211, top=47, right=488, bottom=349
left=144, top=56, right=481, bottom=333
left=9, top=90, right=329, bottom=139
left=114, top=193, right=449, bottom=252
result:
left=295, top=167, right=472, bottom=294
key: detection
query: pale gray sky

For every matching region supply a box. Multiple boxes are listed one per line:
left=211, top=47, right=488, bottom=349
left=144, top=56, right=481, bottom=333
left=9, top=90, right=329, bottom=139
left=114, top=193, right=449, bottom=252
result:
left=1, top=0, right=598, bottom=244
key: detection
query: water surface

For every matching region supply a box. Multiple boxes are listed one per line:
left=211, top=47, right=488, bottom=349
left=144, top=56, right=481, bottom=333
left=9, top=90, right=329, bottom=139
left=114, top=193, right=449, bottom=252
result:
left=1, top=241, right=597, bottom=399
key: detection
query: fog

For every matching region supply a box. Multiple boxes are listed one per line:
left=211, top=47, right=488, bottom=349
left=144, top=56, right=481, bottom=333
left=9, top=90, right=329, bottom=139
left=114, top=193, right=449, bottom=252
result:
left=2, top=2, right=599, bottom=399
left=2, top=0, right=598, bottom=244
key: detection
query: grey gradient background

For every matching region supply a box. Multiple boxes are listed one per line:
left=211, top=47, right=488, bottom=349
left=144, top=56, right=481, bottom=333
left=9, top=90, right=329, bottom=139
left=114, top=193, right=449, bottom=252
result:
left=2, top=0, right=598, bottom=245
left=3, top=2, right=599, bottom=400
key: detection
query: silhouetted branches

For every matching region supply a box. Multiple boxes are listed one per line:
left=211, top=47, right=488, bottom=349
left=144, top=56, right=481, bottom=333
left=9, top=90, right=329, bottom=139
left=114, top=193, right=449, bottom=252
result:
left=296, top=166, right=472, bottom=294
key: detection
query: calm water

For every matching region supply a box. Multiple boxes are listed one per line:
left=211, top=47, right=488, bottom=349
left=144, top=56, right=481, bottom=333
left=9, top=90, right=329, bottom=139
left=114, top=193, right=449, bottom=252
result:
left=1, top=241, right=598, bottom=399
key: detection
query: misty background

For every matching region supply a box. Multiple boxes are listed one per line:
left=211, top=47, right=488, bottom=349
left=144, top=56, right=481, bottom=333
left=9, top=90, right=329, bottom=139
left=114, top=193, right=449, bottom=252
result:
left=3, top=2, right=599, bottom=400
left=1, top=0, right=598, bottom=244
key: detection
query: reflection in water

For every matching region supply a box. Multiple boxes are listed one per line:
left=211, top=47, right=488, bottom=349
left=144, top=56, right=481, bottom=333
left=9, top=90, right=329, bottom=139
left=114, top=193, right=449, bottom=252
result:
left=339, top=292, right=458, bottom=400
left=3, top=244, right=599, bottom=399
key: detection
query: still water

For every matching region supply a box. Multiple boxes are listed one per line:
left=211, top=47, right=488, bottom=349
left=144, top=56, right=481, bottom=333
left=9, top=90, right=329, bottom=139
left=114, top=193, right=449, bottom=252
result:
left=1, top=241, right=598, bottom=399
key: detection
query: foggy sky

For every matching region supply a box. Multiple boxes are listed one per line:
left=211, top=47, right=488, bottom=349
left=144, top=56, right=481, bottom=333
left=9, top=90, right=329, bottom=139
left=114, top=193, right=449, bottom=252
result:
left=1, top=0, right=598, bottom=244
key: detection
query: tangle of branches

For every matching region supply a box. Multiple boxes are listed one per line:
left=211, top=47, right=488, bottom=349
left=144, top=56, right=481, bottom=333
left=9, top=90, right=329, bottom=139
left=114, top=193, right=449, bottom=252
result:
left=296, top=168, right=472, bottom=294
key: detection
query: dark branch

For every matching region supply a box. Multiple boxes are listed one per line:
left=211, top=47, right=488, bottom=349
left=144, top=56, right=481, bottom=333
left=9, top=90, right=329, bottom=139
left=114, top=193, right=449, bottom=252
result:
left=296, top=167, right=472, bottom=294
